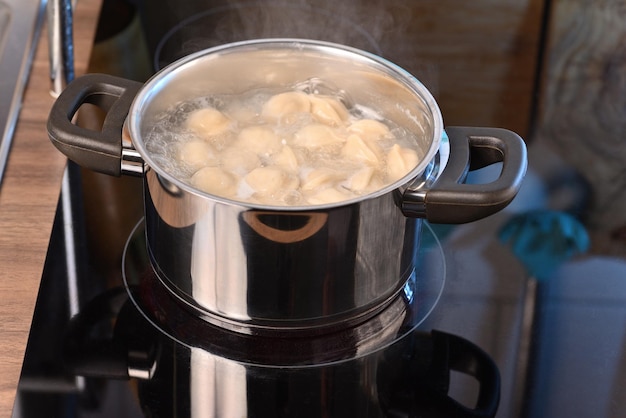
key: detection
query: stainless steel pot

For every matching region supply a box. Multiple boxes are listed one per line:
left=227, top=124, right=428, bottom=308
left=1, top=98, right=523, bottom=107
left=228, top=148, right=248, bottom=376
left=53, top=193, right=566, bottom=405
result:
left=48, top=39, right=527, bottom=332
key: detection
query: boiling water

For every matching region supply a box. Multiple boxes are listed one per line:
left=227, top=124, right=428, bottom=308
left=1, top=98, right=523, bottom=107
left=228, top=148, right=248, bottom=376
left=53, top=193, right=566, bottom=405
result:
left=144, top=78, right=424, bottom=206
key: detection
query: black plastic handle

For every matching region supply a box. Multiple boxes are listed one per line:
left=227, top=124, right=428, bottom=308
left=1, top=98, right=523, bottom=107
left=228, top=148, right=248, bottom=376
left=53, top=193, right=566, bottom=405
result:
left=47, top=73, right=143, bottom=176
left=63, top=287, right=159, bottom=380
left=403, top=126, right=527, bottom=223
left=379, top=329, right=501, bottom=418
left=425, top=330, right=501, bottom=418
left=62, top=288, right=132, bottom=379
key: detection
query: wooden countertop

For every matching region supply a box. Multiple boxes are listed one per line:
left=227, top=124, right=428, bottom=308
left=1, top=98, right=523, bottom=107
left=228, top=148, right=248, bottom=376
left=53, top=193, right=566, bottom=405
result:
left=0, top=0, right=101, bottom=415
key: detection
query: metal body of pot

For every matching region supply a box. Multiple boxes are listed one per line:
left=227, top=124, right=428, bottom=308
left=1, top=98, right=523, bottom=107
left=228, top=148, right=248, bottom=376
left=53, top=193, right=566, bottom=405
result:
left=48, top=39, right=527, bottom=332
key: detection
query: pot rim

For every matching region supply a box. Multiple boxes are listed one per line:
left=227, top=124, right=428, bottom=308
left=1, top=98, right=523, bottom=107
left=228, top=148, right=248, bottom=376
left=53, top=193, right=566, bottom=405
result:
left=127, top=38, right=444, bottom=211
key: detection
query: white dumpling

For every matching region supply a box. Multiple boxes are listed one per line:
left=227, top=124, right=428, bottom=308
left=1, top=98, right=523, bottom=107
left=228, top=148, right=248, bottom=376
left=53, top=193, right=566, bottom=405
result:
left=235, top=126, right=283, bottom=156
left=301, top=168, right=341, bottom=192
left=341, top=134, right=382, bottom=166
left=261, top=91, right=310, bottom=122
left=305, top=187, right=350, bottom=205
left=272, top=145, right=300, bottom=172
left=219, top=146, right=261, bottom=175
left=186, top=107, right=232, bottom=138
left=386, top=144, right=420, bottom=182
left=343, top=166, right=382, bottom=192
left=347, top=119, right=391, bottom=141
left=191, top=166, right=238, bottom=197
left=309, top=95, right=349, bottom=126
left=178, top=140, right=217, bottom=170
left=244, top=167, right=299, bottom=195
left=293, top=124, right=345, bottom=149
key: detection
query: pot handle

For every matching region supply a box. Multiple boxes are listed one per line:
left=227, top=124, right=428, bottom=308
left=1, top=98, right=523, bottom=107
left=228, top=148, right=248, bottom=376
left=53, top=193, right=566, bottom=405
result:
left=63, top=287, right=158, bottom=380
left=421, top=330, right=501, bottom=418
left=402, top=126, right=527, bottom=223
left=379, top=329, right=500, bottom=418
left=47, top=73, right=143, bottom=176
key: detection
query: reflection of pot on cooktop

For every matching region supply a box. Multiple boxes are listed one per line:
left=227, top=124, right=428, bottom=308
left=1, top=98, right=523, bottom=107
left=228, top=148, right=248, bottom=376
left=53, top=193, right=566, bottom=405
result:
left=58, top=219, right=500, bottom=417
left=63, top=286, right=501, bottom=418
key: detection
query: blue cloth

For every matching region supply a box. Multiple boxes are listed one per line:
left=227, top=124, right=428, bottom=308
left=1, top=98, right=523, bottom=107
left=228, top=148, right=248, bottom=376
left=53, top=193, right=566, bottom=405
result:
left=499, top=210, right=590, bottom=281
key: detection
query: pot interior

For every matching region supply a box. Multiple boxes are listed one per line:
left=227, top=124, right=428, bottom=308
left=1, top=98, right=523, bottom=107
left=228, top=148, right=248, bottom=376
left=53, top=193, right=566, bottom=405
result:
left=128, top=39, right=443, bottom=205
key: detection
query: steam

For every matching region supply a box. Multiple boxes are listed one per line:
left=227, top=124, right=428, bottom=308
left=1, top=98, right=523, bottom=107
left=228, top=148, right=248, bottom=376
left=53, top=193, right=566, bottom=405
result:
left=155, top=0, right=438, bottom=97
left=157, top=0, right=395, bottom=66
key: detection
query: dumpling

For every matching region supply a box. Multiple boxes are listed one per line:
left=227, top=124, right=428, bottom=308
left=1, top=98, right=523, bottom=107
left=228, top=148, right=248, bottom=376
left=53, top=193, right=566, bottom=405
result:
left=261, top=91, right=310, bottom=122
left=341, top=134, right=382, bottom=166
left=186, top=107, right=232, bottom=138
left=178, top=140, right=217, bottom=170
left=301, top=168, right=341, bottom=192
left=309, top=95, right=349, bottom=126
left=293, top=124, right=345, bottom=149
left=272, top=145, right=300, bottom=172
left=219, top=146, right=261, bottom=175
left=235, top=126, right=283, bottom=157
left=305, top=187, right=351, bottom=205
left=347, top=119, right=391, bottom=141
left=386, top=144, right=420, bottom=182
left=343, top=166, right=382, bottom=192
left=191, top=166, right=238, bottom=197
left=244, top=167, right=299, bottom=195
